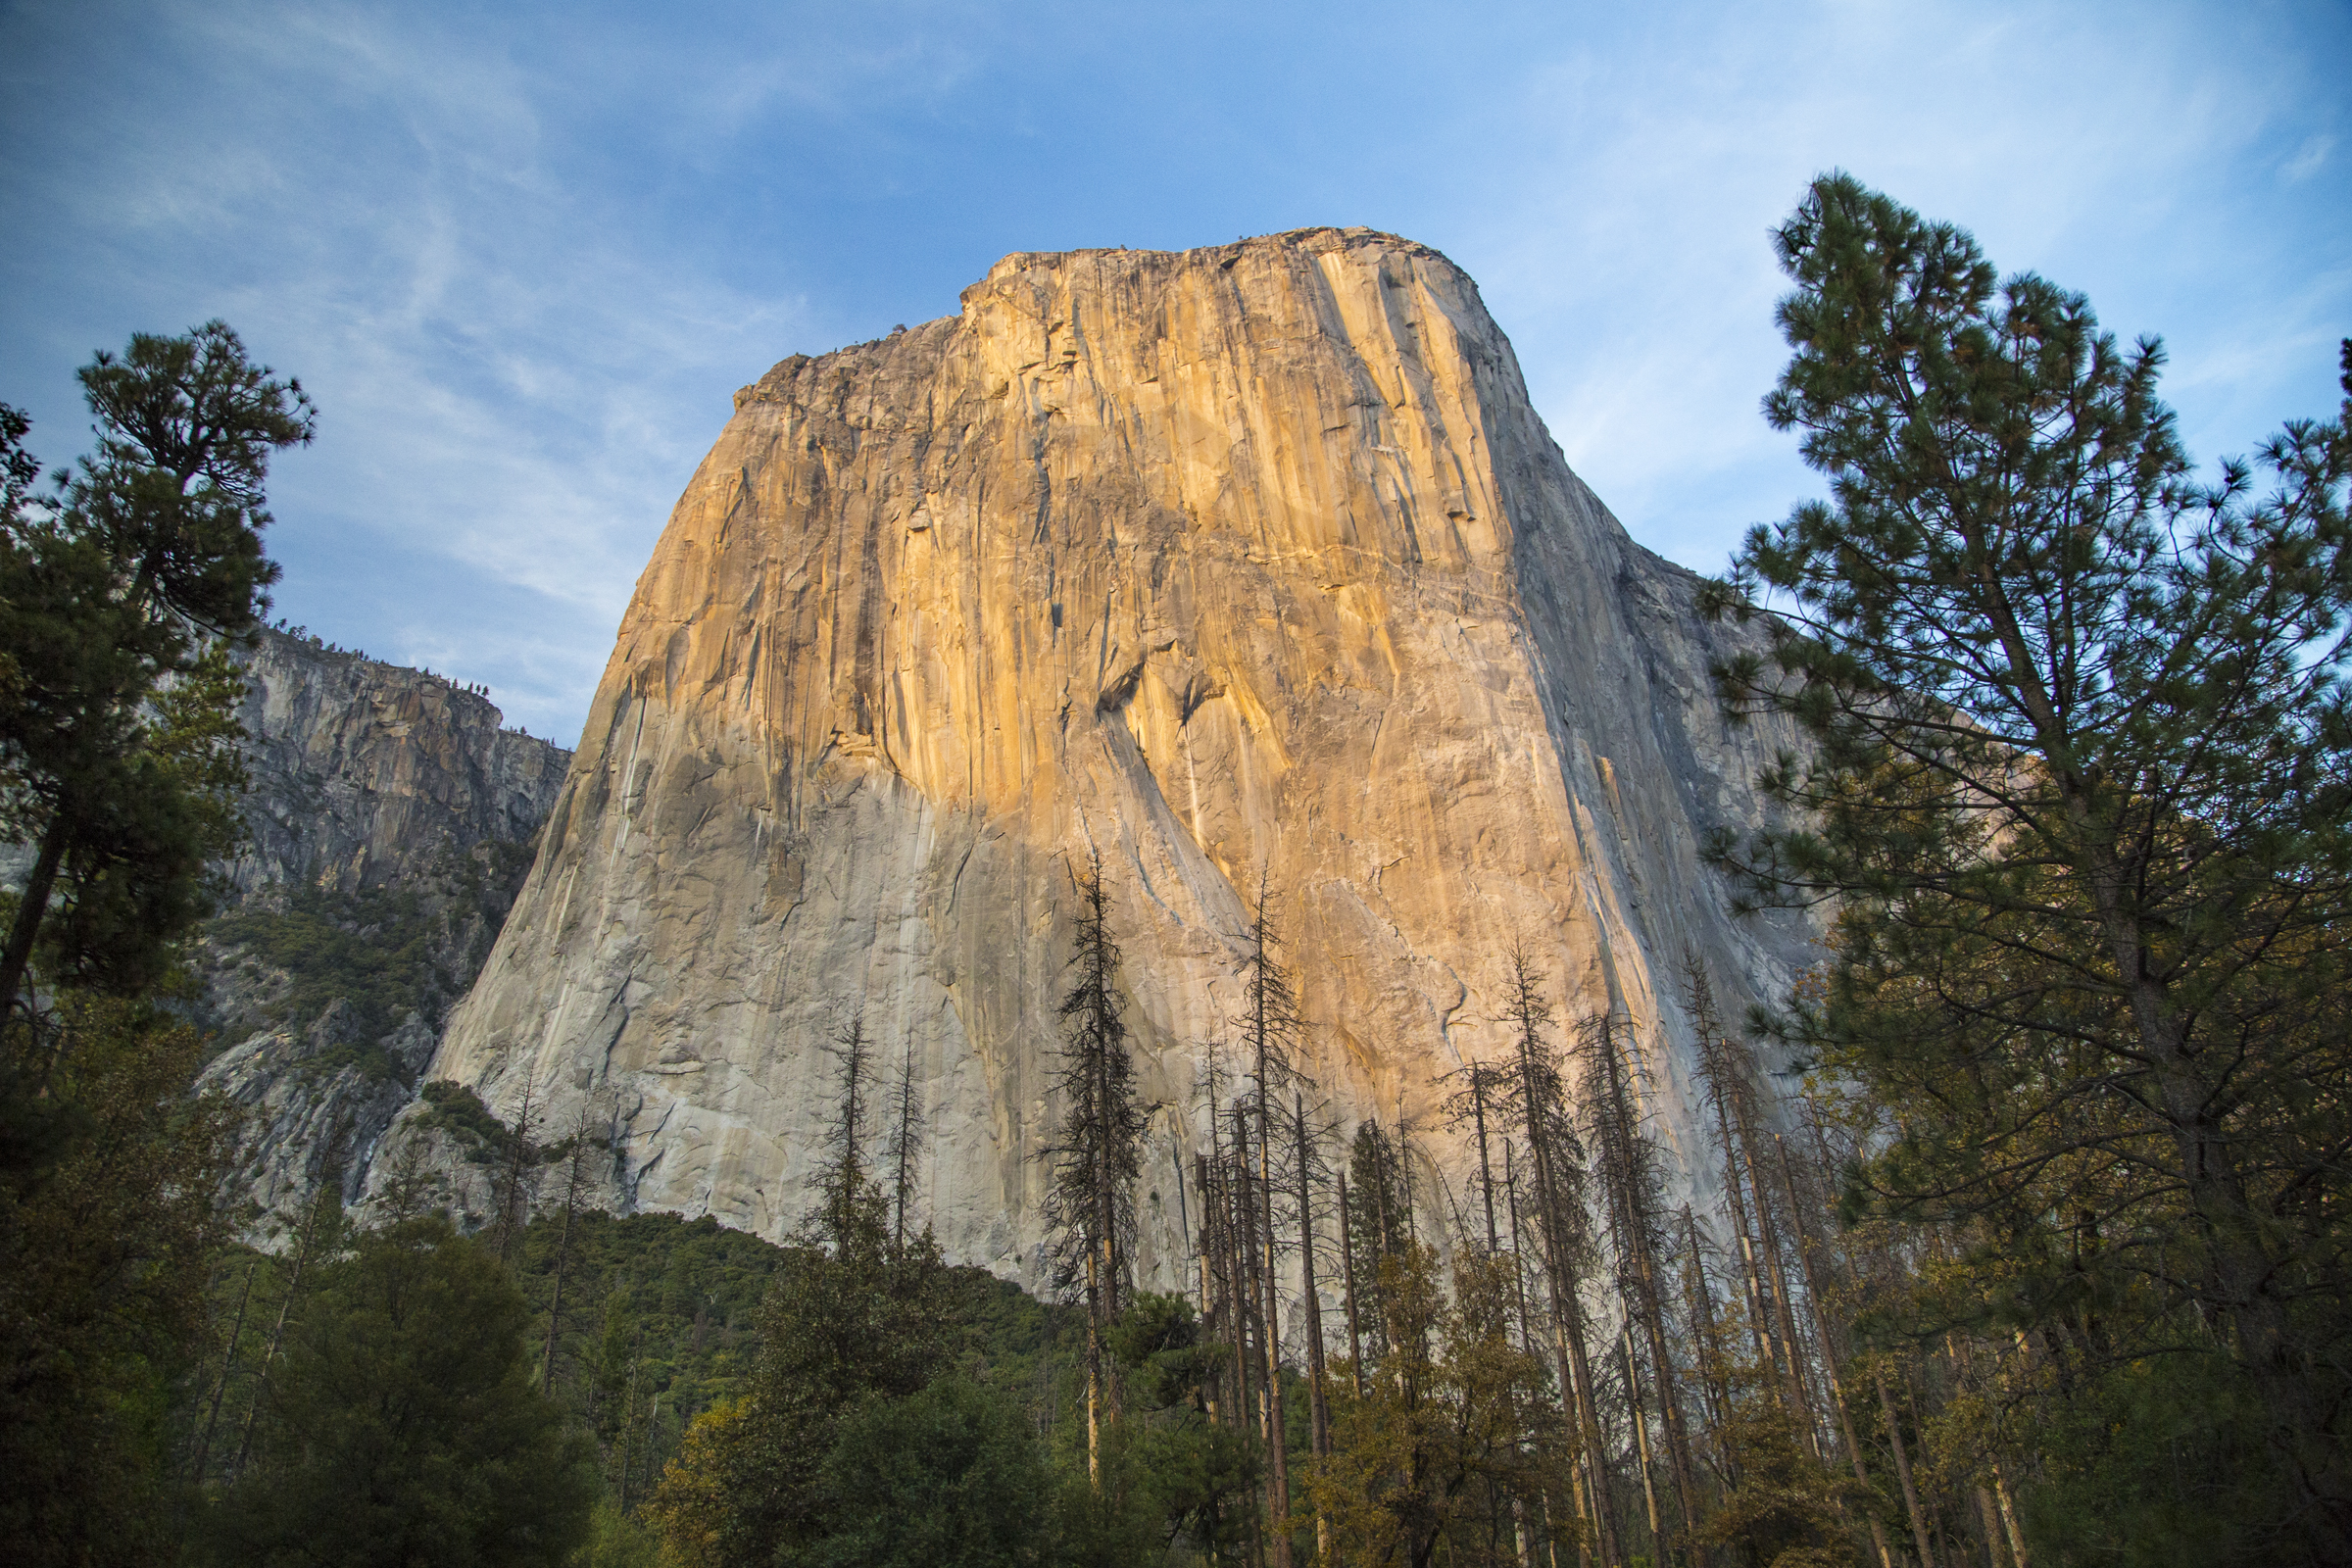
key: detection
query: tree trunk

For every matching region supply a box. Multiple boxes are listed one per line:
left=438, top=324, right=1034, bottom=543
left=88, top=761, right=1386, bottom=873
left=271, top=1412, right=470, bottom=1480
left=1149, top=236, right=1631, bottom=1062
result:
left=541, top=1118, right=589, bottom=1393
left=1772, top=1139, right=1894, bottom=1568
left=1339, top=1169, right=1364, bottom=1396
left=0, top=809, right=70, bottom=1026
left=1705, top=1050, right=1784, bottom=1400
left=1472, top=1072, right=1500, bottom=1251
left=187, top=1256, right=260, bottom=1488
left=1086, top=1249, right=1102, bottom=1485
left=1744, top=1129, right=1819, bottom=1448
left=233, top=1197, right=324, bottom=1477
left=1874, top=1362, right=1936, bottom=1568
left=1255, top=1118, right=1293, bottom=1568
left=1990, top=1459, right=2031, bottom=1568
left=1623, top=1328, right=1666, bottom=1562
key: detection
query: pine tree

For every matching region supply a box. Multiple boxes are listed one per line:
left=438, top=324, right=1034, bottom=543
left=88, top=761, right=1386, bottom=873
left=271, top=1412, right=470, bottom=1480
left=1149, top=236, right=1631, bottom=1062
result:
left=1308, top=1244, right=1572, bottom=1567
left=1288, top=1088, right=1338, bottom=1560
left=196, top=1215, right=597, bottom=1568
left=1706, top=173, right=2352, bottom=1550
left=816, top=1011, right=876, bottom=1244
left=645, top=1010, right=953, bottom=1565
left=884, top=1039, right=925, bottom=1250
left=0, top=324, right=311, bottom=1019
left=1044, top=850, right=1148, bottom=1486
left=0, top=999, right=239, bottom=1564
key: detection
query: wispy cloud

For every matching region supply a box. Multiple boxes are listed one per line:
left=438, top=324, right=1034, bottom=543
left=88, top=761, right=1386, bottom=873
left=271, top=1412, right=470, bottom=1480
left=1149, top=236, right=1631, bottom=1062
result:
left=2282, top=134, right=2334, bottom=183
left=4, top=0, right=2345, bottom=742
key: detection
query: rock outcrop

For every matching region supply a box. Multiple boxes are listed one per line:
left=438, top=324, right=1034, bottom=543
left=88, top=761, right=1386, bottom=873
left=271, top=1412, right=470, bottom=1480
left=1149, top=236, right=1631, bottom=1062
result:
left=195, top=630, right=571, bottom=1227
left=419, top=227, right=1811, bottom=1288
left=223, top=629, right=569, bottom=895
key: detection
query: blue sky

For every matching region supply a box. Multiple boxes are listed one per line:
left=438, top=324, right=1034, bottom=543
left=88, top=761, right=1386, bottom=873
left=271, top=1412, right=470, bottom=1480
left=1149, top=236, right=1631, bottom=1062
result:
left=3, top=0, right=2345, bottom=744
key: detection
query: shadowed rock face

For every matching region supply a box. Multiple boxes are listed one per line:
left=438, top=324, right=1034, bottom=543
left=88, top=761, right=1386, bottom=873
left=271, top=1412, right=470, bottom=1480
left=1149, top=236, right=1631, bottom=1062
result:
left=196, top=630, right=571, bottom=1229
left=226, top=630, right=570, bottom=896
left=420, top=226, right=1810, bottom=1287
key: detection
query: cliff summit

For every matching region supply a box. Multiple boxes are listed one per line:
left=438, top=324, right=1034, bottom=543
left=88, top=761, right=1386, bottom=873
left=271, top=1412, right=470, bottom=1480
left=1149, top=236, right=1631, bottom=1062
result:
left=415, top=226, right=1810, bottom=1286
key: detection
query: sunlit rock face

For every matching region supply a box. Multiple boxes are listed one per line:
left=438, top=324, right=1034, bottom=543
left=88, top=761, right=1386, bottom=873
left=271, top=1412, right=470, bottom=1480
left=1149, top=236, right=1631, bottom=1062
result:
left=421, top=226, right=1810, bottom=1288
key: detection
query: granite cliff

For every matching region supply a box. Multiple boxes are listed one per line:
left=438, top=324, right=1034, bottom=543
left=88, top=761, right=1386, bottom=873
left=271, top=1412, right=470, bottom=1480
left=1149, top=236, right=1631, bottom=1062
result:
left=193, top=629, right=571, bottom=1226
left=414, top=227, right=1811, bottom=1288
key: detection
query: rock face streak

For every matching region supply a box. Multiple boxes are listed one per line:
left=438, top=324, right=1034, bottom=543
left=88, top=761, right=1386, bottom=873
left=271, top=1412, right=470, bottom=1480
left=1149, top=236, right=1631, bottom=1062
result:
left=429, top=228, right=1807, bottom=1287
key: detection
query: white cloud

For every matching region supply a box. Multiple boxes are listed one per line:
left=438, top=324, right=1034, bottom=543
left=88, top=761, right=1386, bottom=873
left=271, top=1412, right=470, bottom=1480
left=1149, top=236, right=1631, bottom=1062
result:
left=2282, top=134, right=2333, bottom=183
left=5, top=0, right=2345, bottom=741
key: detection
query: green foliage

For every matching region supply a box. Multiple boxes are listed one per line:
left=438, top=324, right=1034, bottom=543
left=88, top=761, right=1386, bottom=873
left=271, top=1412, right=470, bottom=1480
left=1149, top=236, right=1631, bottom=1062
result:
left=1308, top=1245, right=1574, bottom=1568
left=205, top=839, right=537, bottom=1072
left=574, top=1495, right=662, bottom=1568
left=736, top=1183, right=956, bottom=1551
left=1115, top=1413, right=1260, bottom=1563
left=1105, top=1290, right=1222, bottom=1411
left=1694, top=1396, right=1867, bottom=1568
left=1049, top=1420, right=1167, bottom=1568
left=196, top=1213, right=597, bottom=1567
left=0, top=998, right=239, bottom=1567
left=521, top=1207, right=790, bottom=1413
left=809, top=1377, right=1054, bottom=1568
left=211, top=884, right=439, bottom=1044
left=0, top=322, right=311, bottom=1013
left=1044, top=850, right=1147, bottom=1306
left=2017, top=1338, right=2309, bottom=1567
left=417, top=1078, right=536, bottom=1162
left=1712, top=174, right=2352, bottom=1556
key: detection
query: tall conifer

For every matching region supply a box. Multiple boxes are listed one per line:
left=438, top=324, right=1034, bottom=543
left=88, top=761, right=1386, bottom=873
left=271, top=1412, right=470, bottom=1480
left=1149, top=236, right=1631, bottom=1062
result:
left=1044, top=850, right=1148, bottom=1485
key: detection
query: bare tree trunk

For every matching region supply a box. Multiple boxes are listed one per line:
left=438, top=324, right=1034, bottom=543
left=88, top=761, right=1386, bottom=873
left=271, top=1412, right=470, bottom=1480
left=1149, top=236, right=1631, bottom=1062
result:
left=1196, top=1153, right=1220, bottom=1424
left=492, top=1074, right=541, bottom=1262
left=1292, top=1092, right=1332, bottom=1562
left=1591, top=1016, right=1698, bottom=1559
left=890, top=1041, right=921, bottom=1248
left=1744, top=1129, right=1819, bottom=1449
left=1973, top=1486, right=2007, bottom=1568
left=1772, top=1138, right=1894, bottom=1568
left=1255, top=1119, right=1293, bottom=1568
left=187, top=1256, right=260, bottom=1487
left=615, top=1359, right=642, bottom=1511
left=232, top=1195, right=327, bottom=1478
left=1676, top=1209, right=1730, bottom=1459
left=1623, top=1328, right=1666, bottom=1561
left=1339, top=1169, right=1364, bottom=1396
left=1875, top=1362, right=1937, bottom=1568
left=0, top=809, right=69, bottom=1025
left=1472, top=1069, right=1501, bottom=1251
left=1086, top=1247, right=1103, bottom=1485
left=541, top=1102, right=592, bottom=1393
left=645, top=1393, right=662, bottom=1502
left=1990, top=1460, right=2031, bottom=1568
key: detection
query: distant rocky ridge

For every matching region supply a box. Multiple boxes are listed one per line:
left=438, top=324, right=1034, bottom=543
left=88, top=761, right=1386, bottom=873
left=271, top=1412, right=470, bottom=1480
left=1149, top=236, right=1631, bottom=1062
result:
left=222, top=627, right=567, bottom=896
left=192, top=628, right=570, bottom=1229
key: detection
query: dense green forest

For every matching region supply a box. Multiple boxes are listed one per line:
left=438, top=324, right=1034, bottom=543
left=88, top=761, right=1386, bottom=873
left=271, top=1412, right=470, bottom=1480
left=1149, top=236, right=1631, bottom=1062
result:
left=2, top=175, right=2346, bottom=1567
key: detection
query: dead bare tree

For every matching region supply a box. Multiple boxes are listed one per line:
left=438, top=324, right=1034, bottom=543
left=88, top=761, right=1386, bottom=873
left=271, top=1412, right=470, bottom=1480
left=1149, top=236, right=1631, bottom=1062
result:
left=1575, top=1006, right=1700, bottom=1565
left=1044, top=850, right=1148, bottom=1486
left=1238, top=870, right=1301, bottom=1566
left=884, top=1039, right=925, bottom=1250
left=1499, top=941, right=1622, bottom=1568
